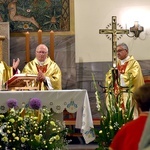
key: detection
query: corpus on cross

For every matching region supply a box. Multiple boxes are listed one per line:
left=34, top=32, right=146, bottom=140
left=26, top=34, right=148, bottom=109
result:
left=99, top=16, right=129, bottom=68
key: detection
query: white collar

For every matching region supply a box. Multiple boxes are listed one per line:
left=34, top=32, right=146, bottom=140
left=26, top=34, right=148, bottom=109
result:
left=37, top=60, right=46, bottom=66
left=120, top=56, right=130, bottom=65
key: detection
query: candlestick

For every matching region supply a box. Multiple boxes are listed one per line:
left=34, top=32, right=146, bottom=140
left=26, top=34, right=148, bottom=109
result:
left=38, top=29, right=42, bottom=44
left=0, top=36, right=5, bottom=61
left=25, top=31, right=30, bottom=62
left=50, top=30, right=54, bottom=61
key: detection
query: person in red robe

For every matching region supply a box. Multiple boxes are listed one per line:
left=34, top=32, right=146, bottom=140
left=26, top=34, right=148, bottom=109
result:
left=139, top=112, right=150, bottom=150
left=109, top=83, right=150, bottom=150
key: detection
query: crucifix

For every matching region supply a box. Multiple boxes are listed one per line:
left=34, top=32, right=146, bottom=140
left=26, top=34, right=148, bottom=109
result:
left=99, top=16, right=129, bottom=68
left=99, top=16, right=130, bottom=91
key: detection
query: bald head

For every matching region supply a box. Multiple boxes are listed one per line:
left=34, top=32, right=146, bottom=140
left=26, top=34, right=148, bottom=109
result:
left=35, top=44, right=48, bottom=62
left=36, top=44, right=48, bottom=52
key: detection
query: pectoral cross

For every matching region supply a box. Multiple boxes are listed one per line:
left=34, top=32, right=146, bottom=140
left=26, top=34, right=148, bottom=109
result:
left=99, top=16, right=129, bottom=68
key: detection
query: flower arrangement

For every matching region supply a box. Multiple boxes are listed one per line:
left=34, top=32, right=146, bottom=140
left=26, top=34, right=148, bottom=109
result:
left=7, top=98, right=18, bottom=108
left=92, top=74, right=134, bottom=150
left=0, top=98, right=68, bottom=150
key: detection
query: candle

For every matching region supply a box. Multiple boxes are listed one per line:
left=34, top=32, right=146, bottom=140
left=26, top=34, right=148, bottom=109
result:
left=38, top=29, right=42, bottom=44
left=50, top=30, right=54, bottom=61
left=0, top=36, right=5, bottom=61
left=25, top=31, right=30, bottom=62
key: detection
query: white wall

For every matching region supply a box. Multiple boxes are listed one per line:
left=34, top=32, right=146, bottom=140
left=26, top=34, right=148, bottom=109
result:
left=75, top=0, right=150, bottom=63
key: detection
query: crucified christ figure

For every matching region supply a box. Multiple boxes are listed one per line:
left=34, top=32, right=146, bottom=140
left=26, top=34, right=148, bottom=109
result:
left=8, top=0, right=39, bottom=28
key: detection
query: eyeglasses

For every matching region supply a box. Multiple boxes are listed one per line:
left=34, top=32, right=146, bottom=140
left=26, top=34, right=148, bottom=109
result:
left=36, top=51, right=47, bottom=54
left=117, top=49, right=125, bottom=53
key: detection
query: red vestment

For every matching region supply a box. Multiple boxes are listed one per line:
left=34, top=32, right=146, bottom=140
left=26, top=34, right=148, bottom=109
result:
left=110, top=115, right=148, bottom=150
left=36, top=64, right=48, bottom=73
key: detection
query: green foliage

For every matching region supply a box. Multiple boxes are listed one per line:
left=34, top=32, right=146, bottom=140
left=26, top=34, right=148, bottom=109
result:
left=0, top=107, right=68, bottom=150
left=92, top=74, right=134, bottom=149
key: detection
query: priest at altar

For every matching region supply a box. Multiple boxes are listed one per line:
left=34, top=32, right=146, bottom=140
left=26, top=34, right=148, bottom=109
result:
left=0, top=59, right=20, bottom=88
left=22, top=44, right=62, bottom=90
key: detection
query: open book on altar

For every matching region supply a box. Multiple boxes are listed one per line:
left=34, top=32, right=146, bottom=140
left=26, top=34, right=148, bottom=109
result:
left=6, top=74, right=37, bottom=90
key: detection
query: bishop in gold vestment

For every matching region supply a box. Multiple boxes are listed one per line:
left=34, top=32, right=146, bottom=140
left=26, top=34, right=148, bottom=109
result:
left=22, top=44, right=61, bottom=90
left=105, top=43, right=144, bottom=118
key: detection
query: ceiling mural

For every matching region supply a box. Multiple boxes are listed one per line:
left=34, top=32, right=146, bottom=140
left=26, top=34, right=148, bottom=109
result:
left=0, top=0, right=70, bottom=32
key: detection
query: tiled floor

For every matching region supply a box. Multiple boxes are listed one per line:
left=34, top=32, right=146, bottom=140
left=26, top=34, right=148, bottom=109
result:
left=66, top=135, right=98, bottom=150
left=68, top=144, right=98, bottom=150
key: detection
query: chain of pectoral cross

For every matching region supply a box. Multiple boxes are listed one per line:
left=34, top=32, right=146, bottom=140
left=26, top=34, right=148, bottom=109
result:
left=99, top=16, right=130, bottom=94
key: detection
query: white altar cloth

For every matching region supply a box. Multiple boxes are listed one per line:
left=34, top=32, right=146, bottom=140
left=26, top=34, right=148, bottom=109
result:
left=0, top=89, right=95, bottom=144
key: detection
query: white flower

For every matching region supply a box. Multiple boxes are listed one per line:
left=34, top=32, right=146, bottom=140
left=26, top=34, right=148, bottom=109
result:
left=95, top=91, right=101, bottom=111
left=99, top=130, right=102, bottom=134
left=114, top=122, right=119, bottom=127
left=0, top=123, right=7, bottom=136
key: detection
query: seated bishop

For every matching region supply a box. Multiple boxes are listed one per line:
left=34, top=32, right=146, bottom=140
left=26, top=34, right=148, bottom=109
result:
left=22, top=44, right=62, bottom=90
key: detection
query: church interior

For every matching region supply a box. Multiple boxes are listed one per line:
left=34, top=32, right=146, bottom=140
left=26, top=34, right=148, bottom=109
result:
left=0, top=0, right=150, bottom=149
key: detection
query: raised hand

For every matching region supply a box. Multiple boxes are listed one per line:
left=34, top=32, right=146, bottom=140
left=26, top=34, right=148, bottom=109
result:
left=12, top=58, right=20, bottom=70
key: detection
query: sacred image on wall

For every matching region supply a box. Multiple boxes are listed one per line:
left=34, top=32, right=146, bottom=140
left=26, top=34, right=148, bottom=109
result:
left=0, top=0, right=70, bottom=32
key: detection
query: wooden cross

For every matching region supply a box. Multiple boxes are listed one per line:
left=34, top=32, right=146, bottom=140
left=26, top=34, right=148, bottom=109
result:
left=99, top=16, right=129, bottom=68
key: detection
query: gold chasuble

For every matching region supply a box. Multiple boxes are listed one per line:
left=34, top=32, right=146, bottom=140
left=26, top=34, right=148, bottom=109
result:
left=106, top=56, right=144, bottom=93
left=22, top=57, right=62, bottom=90
left=105, top=56, right=144, bottom=118
left=117, top=56, right=144, bottom=92
left=0, top=61, right=14, bottom=83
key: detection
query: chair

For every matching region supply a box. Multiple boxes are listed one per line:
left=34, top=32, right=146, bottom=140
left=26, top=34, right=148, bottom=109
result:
left=144, top=76, right=150, bottom=83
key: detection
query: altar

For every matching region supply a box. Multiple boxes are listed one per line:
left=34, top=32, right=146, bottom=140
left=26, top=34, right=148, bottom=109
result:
left=0, top=89, right=95, bottom=144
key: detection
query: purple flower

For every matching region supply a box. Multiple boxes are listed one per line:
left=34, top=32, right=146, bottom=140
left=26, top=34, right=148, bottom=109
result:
left=7, top=98, right=18, bottom=108
left=29, top=98, right=41, bottom=110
